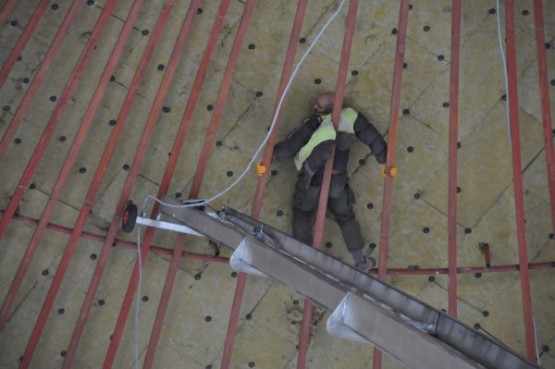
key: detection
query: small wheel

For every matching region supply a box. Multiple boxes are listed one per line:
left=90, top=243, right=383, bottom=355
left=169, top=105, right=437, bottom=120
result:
left=122, top=202, right=138, bottom=233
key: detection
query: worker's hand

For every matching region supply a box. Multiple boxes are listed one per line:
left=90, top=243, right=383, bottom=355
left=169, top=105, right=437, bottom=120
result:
left=381, top=165, right=397, bottom=178
left=256, top=162, right=267, bottom=177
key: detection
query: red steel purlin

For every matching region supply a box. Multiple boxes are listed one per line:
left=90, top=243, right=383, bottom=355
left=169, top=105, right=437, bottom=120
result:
left=220, top=1, right=309, bottom=367
left=533, top=0, right=555, bottom=241
left=504, top=0, right=538, bottom=361
left=297, top=1, right=359, bottom=368
left=141, top=1, right=235, bottom=368
left=101, top=2, right=204, bottom=367
left=0, top=0, right=50, bottom=89
left=62, top=2, right=203, bottom=367
left=374, top=1, right=410, bottom=368
left=0, top=1, right=552, bottom=368
left=0, top=0, right=18, bottom=30
left=0, top=0, right=85, bottom=161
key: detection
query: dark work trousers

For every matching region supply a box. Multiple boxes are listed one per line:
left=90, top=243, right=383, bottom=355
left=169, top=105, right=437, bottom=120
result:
left=292, top=171, right=364, bottom=252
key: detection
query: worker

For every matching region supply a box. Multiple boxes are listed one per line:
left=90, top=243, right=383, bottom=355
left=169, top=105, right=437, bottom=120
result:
left=271, top=92, right=387, bottom=271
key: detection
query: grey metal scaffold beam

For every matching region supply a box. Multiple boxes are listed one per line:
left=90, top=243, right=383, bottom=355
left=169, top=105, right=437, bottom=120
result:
left=151, top=196, right=540, bottom=369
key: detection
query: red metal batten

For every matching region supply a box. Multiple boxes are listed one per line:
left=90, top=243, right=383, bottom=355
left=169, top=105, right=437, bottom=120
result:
left=532, top=0, right=555, bottom=237
left=221, top=1, right=309, bottom=367
left=18, top=1, right=174, bottom=368
left=0, top=0, right=115, bottom=241
left=4, top=209, right=229, bottom=262
left=0, top=0, right=85, bottom=161
left=0, top=0, right=18, bottom=29
left=63, top=2, right=202, bottom=364
left=0, top=0, right=50, bottom=89
left=504, top=0, right=538, bottom=362
left=297, top=2, right=359, bottom=368
left=141, top=1, right=234, bottom=367
left=0, top=0, right=139, bottom=335
left=16, top=1, right=148, bottom=367
left=99, top=2, right=203, bottom=367
left=374, top=1, right=410, bottom=368
left=0, top=0, right=552, bottom=367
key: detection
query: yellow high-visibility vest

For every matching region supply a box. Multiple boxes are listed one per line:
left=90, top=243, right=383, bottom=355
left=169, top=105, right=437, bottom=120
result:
left=293, top=107, right=358, bottom=171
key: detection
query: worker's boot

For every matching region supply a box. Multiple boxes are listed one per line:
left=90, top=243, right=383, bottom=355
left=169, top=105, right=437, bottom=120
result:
left=355, top=256, right=376, bottom=272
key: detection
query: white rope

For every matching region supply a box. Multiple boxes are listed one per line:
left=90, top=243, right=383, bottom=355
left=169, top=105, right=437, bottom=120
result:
left=134, top=225, right=143, bottom=369
left=496, top=0, right=512, bottom=144
left=133, top=1, right=348, bottom=364
left=144, top=0, right=347, bottom=211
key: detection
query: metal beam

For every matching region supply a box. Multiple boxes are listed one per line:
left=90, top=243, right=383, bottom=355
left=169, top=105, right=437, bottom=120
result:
left=158, top=199, right=540, bottom=369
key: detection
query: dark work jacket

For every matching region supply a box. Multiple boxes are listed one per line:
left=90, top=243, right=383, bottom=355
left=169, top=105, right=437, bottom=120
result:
left=273, top=108, right=387, bottom=183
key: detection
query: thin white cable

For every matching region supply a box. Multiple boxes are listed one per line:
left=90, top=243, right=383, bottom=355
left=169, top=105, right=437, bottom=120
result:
left=134, top=225, right=143, bottom=369
left=495, top=0, right=512, bottom=144
left=143, top=0, right=347, bottom=211
left=533, top=318, right=541, bottom=365
left=132, top=1, right=347, bottom=365
left=132, top=2, right=347, bottom=361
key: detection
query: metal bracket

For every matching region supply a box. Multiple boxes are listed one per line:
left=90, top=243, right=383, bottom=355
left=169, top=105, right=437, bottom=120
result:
left=229, top=238, right=267, bottom=277
left=135, top=216, right=202, bottom=236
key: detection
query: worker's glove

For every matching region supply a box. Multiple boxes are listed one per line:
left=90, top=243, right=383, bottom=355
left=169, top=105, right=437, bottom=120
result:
left=256, top=162, right=267, bottom=176
left=381, top=165, right=397, bottom=177
left=303, top=162, right=316, bottom=189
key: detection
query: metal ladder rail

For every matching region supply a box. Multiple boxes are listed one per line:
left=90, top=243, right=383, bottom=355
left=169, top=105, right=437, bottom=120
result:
left=158, top=197, right=540, bottom=369
left=216, top=206, right=541, bottom=369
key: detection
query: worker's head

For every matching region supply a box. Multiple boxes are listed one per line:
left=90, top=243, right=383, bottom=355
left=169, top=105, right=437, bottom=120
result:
left=313, top=92, right=335, bottom=114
